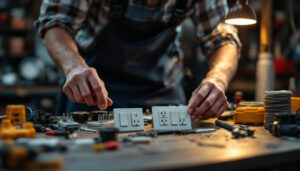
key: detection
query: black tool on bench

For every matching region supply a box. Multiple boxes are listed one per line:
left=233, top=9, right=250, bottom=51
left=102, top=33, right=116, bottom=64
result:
left=271, top=113, right=300, bottom=137
left=215, top=120, right=255, bottom=138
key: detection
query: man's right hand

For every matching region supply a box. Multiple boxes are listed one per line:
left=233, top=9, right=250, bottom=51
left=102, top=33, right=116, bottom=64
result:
left=63, top=66, right=113, bottom=109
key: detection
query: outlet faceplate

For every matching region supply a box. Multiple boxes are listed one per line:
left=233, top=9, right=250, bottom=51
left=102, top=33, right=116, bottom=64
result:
left=114, top=108, right=144, bottom=132
left=152, top=106, right=192, bottom=131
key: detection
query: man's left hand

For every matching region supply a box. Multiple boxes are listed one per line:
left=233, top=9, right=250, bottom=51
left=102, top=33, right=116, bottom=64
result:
left=187, top=80, right=229, bottom=120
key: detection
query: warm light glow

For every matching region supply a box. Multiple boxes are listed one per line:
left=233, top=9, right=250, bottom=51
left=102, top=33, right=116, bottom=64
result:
left=225, top=18, right=257, bottom=25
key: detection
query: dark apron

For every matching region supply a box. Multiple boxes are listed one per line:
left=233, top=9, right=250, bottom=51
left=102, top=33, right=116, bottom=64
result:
left=65, top=10, right=186, bottom=112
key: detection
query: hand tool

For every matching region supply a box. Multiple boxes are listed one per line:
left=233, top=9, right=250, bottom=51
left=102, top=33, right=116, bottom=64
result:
left=105, top=140, right=119, bottom=151
left=179, top=128, right=216, bottom=135
left=215, top=120, right=255, bottom=138
left=80, top=126, right=96, bottom=133
left=271, top=113, right=300, bottom=137
left=123, top=136, right=152, bottom=144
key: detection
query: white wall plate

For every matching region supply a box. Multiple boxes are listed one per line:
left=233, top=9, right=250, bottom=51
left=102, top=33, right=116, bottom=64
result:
left=152, top=106, right=192, bottom=131
left=113, top=108, right=144, bottom=132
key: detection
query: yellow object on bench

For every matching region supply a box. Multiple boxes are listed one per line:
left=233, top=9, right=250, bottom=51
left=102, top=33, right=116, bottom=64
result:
left=234, top=106, right=265, bottom=125
left=0, top=105, right=36, bottom=139
left=0, top=119, right=36, bottom=139
left=6, top=105, right=26, bottom=126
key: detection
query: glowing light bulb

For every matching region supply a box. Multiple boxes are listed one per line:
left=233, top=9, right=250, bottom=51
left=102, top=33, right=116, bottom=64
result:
left=225, top=18, right=257, bottom=25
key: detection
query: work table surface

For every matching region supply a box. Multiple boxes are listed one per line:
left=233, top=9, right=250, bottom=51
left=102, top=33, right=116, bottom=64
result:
left=36, top=119, right=300, bottom=171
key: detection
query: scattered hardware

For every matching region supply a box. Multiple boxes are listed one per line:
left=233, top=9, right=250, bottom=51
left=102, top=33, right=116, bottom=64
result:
left=88, top=111, right=114, bottom=127
left=135, top=131, right=158, bottom=137
left=143, top=115, right=153, bottom=124
left=34, top=123, right=47, bottom=132
left=179, top=128, right=217, bottom=135
left=58, top=113, right=79, bottom=128
left=270, top=113, right=300, bottom=137
left=0, top=139, right=65, bottom=169
left=218, top=110, right=234, bottom=120
left=45, top=126, right=78, bottom=139
left=152, top=106, right=192, bottom=131
left=80, top=126, right=97, bottom=133
left=114, top=108, right=145, bottom=132
left=264, top=90, right=292, bottom=130
left=71, top=111, right=89, bottom=123
left=90, top=110, right=109, bottom=121
left=215, top=120, right=255, bottom=138
left=92, top=139, right=119, bottom=152
left=93, top=143, right=105, bottom=152
left=99, top=127, right=119, bottom=142
left=123, top=136, right=152, bottom=144
left=25, top=107, right=57, bottom=132
left=46, top=130, right=68, bottom=136
left=234, top=106, right=265, bottom=125
left=74, top=138, right=96, bottom=145
left=105, top=140, right=119, bottom=151
left=26, top=107, right=56, bottom=125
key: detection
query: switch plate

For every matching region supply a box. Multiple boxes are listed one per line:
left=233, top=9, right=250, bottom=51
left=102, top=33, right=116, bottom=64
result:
left=114, top=108, right=144, bottom=132
left=152, top=106, right=192, bottom=131
left=119, top=112, right=128, bottom=127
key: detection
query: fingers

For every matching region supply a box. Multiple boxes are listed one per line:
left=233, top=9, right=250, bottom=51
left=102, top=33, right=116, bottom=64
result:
left=87, top=71, right=108, bottom=109
left=216, top=101, right=230, bottom=117
left=189, top=81, right=228, bottom=121
left=191, top=88, right=219, bottom=120
left=107, top=97, right=113, bottom=106
left=63, top=86, right=76, bottom=102
left=78, top=79, right=97, bottom=106
left=63, top=67, right=113, bottom=109
left=72, top=85, right=84, bottom=104
left=201, top=95, right=227, bottom=119
left=188, top=83, right=211, bottom=113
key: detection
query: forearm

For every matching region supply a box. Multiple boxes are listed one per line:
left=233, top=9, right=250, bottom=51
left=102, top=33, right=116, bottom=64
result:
left=203, top=44, right=239, bottom=91
left=44, top=27, right=88, bottom=76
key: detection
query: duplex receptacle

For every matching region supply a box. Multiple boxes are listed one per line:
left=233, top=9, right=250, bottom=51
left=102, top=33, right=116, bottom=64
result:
left=152, top=106, right=192, bottom=131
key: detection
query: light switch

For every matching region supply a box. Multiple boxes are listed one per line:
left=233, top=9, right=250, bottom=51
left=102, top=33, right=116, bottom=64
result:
left=119, top=112, right=128, bottom=127
left=170, top=111, right=178, bottom=126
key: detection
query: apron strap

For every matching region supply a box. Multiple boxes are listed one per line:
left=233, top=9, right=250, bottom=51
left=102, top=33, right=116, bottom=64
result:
left=110, top=0, right=128, bottom=18
left=168, top=0, right=189, bottom=27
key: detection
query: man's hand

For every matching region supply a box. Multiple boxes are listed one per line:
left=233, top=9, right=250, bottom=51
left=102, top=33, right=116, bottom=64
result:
left=187, top=80, right=229, bottom=120
left=63, top=65, right=113, bottom=109
left=187, top=43, right=239, bottom=120
left=44, top=27, right=113, bottom=110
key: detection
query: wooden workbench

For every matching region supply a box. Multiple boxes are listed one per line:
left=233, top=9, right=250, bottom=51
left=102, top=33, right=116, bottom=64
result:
left=37, top=119, right=300, bottom=170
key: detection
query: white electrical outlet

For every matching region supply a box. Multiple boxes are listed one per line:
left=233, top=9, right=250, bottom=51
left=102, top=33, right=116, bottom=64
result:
left=152, top=106, right=192, bottom=131
left=114, top=108, right=144, bottom=132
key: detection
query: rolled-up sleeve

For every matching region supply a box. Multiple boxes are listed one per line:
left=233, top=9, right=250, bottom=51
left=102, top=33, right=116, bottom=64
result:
left=34, top=0, right=89, bottom=39
left=191, top=0, right=241, bottom=58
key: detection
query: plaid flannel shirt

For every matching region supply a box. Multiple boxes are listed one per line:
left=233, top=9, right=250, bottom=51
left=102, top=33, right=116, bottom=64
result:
left=35, top=0, right=241, bottom=58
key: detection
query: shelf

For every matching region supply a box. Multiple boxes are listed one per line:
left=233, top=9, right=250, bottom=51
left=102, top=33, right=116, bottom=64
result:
left=0, top=27, right=33, bottom=33
left=0, top=85, right=61, bottom=97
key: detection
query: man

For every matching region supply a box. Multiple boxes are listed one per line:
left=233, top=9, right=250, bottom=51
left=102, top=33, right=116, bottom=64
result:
left=35, top=0, right=240, bottom=120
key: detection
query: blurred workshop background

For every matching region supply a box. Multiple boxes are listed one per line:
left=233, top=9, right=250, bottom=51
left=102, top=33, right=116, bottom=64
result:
left=0, top=0, right=299, bottom=115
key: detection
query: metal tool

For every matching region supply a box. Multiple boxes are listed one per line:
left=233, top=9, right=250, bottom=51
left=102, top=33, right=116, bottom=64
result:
left=215, top=120, right=255, bottom=138
left=80, top=126, right=97, bottom=133
left=271, top=113, right=300, bottom=137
